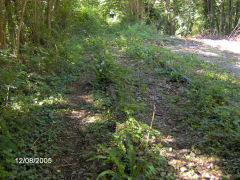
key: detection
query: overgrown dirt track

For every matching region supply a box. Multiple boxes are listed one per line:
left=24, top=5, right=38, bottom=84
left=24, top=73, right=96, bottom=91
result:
left=113, top=51, right=224, bottom=179
left=56, top=31, right=239, bottom=179
left=57, top=73, right=113, bottom=179
left=2, top=0, right=240, bottom=178
left=58, top=75, right=96, bottom=179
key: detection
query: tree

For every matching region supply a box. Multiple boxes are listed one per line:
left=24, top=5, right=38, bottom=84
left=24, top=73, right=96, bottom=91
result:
left=0, top=0, right=5, bottom=49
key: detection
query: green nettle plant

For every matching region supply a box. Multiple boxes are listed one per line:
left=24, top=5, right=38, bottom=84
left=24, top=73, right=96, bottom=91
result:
left=88, top=140, right=156, bottom=180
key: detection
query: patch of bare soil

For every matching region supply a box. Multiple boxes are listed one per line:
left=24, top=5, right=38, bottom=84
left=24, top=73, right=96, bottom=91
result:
left=163, top=37, right=240, bottom=78
left=55, top=73, right=104, bottom=180
left=116, top=56, right=226, bottom=179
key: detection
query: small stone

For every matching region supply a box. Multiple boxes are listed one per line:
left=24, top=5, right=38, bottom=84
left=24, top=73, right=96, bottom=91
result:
left=190, top=152, right=196, bottom=157
left=185, top=171, right=193, bottom=178
left=203, top=173, right=211, bottom=180
left=207, top=163, right=214, bottom=169
left=169, top=159, right=177, bottom=165
left=160, top=172, right=167, bottom=177
left=188, top=162, right=195, bottom=167
left=180, top=166, right=188, bottom=172
left=192, top=174, right=199, bottom=179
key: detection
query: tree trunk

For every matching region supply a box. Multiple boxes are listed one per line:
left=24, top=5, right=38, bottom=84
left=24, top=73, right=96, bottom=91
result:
left=16, top=0, right=28, bottom=55
left=187, top=0, right=195, bottom=36
left=207, top=0, right=210, bottom=31
left=55, top=0, right=60, bottom=14
left=32, top=0, right=40, bottom=44
left=5, top=0, right=16, bottom=48
left=163, top=0, right=172, bottom=35
left=234, top=0, right=240, bottom=27
left=219, top=1, right=223, bottom=37
left=228, top=0, right=232, bottom=34
left=47, top=0, right=52, bottom=29
left=210, top=0, right=214, bottom=34
left=0, top=0, right=6, bottom=49
left=173, top=0, right=176, bottom=35
left=223, top=0, right=226, bottom=35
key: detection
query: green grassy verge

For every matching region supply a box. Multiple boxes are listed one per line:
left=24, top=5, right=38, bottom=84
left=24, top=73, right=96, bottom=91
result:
left=109, top=22, right=240, bottom=176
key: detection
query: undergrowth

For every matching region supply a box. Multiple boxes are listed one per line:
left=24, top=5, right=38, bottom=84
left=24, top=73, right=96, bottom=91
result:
left=86, top=22, right=176, bottom=179
left=0, top=14, right=96, bottom=178
left=153, top=47, right=240, bottom=176
left=109, top=22, right=240, bottom=176
left=84, top=21, right=239, bottom=178
left=1, top=12, right=239, bottom=178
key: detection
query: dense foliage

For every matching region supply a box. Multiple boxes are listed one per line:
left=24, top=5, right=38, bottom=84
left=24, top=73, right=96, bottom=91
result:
left=102, top=0, right=240, bottom=37
left=0, top=0, right=240, bottom=179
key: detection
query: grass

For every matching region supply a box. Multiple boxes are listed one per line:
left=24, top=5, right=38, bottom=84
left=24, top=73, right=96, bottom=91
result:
left=1, top=18, right=239, bottom=179
left=0, top=20, right=91, bottom=179
left=90, top=21, right=240, bottom=177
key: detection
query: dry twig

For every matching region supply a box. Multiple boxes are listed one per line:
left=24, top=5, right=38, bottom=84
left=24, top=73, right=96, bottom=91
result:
left=146, top=103, right=156, bottom=144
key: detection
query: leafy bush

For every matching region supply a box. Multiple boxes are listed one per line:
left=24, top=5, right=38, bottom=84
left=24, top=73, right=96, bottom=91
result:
left=0, top=21, right=86, bottom=178
left=88, top=139, right=157, bottom=180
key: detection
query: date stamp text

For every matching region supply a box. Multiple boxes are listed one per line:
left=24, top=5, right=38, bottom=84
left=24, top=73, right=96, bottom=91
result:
left=15, top=158, right=52, bottom=164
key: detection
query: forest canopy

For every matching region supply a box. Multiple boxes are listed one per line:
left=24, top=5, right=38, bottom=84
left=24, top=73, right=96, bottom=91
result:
left=0, top=0, right=240, bottom=51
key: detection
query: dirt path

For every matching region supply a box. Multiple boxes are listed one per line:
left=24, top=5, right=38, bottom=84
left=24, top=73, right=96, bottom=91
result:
left=56, top=73, right=103, bottom=180
left=55, top=37, right=237, bottom=179
left=116, top=55, right=224, bottom=179
left=164, top=37, right=240, bottom=78
left=57, top=71, right=120, bottom=179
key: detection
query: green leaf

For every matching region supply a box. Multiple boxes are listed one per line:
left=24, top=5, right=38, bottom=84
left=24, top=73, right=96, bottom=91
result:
left=99, top=145, right=125, bottom=175
left=133, top=162, right=145, bottom=177
left=96, top=170, right=117, bottom=180
left=87, top=155, right=107, bottom=161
